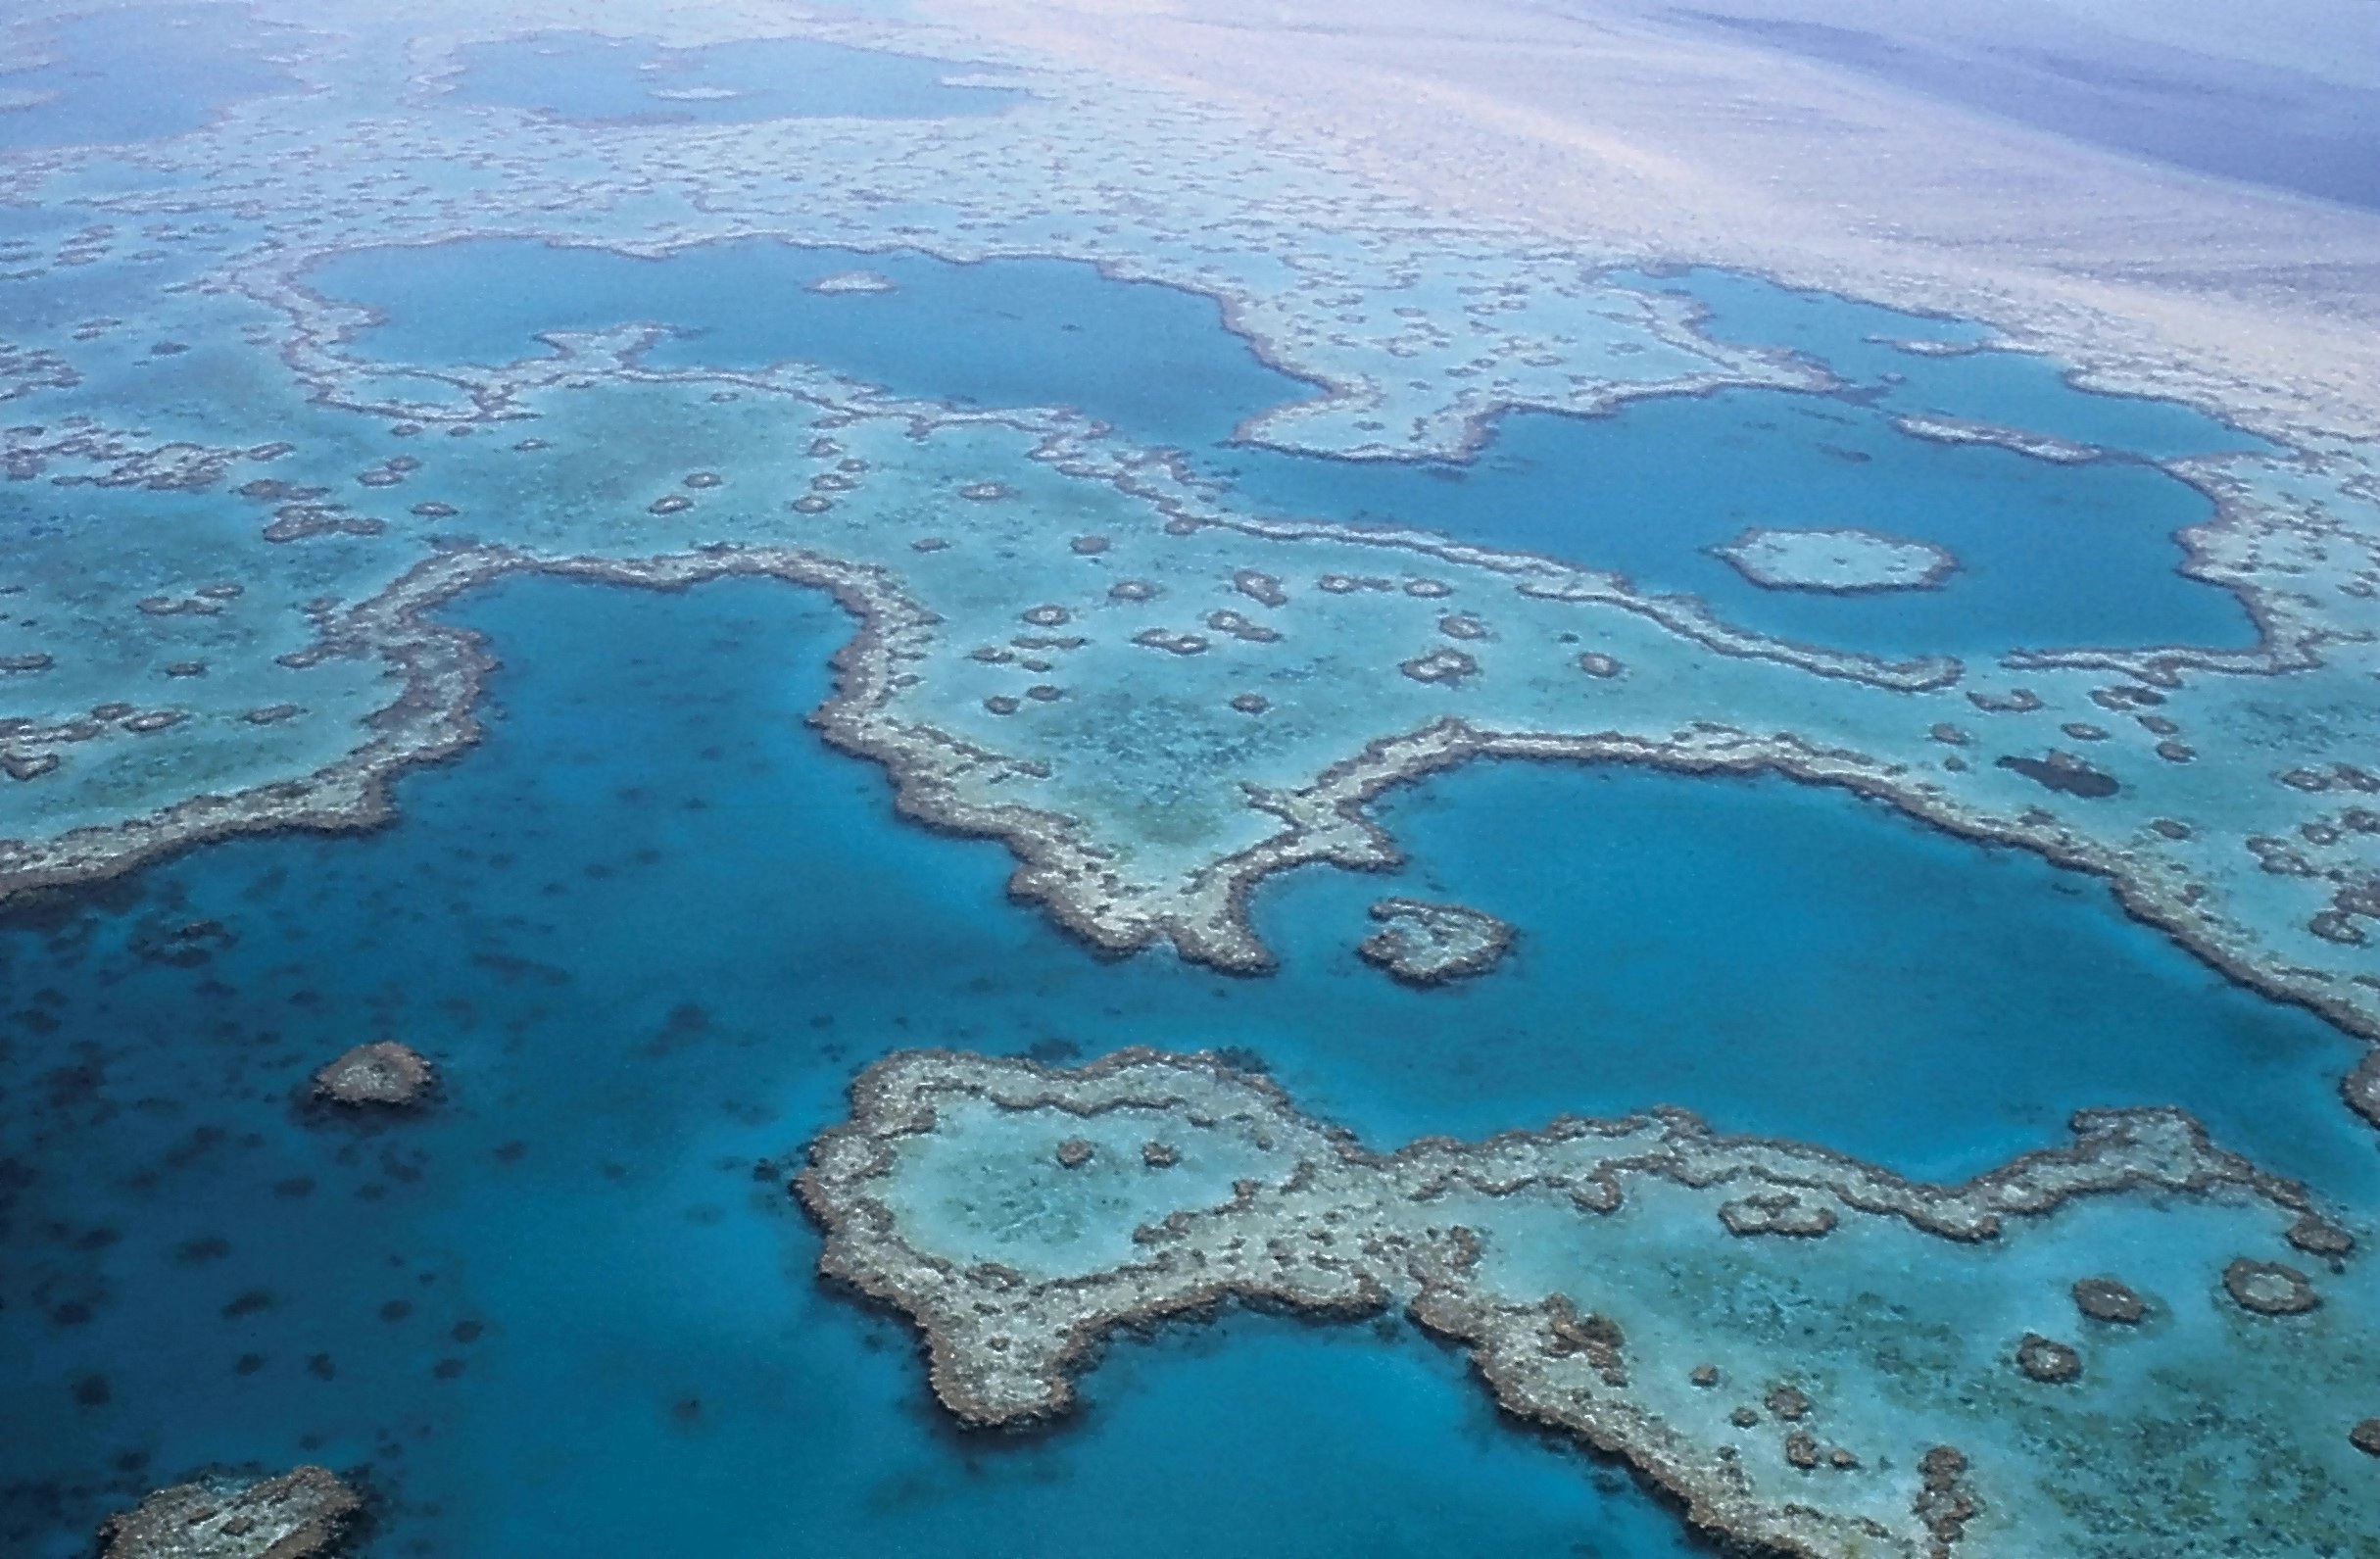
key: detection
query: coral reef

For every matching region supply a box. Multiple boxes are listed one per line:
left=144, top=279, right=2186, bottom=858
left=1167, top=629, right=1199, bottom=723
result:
left=2, top=0, right=2378, bottom=1154
left=1713, top=526, right=1959, bottom=594
left=2347, top=1052, right=2380, bottom=1130
left=96, top=1466, right=361, bottom=1559
left=1354, top=897, right=1514, bottom=984
left=799, top=1047, right=2374, bottom=1558
left=809, top=270, right=895, bottom=295
left=2222, top=1258, right=2320, bottom=1316
left=2012, top=1334, right=2081, bottom=1384
left=1890, top=414, right=2099, bottom=465
left=311, top=1043, right=434, bottom=1108
left=2070, top=1277, right=2146, bottom=1324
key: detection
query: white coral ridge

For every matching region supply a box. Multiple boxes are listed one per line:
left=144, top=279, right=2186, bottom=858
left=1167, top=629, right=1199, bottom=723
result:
left=1715, top=526, right=1959, bottom=593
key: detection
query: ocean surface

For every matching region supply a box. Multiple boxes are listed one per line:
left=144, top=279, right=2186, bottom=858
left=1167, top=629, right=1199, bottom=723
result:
left=2, top=571, right=2365, bottom=1557
left=0, top=4, right=304, bottom=151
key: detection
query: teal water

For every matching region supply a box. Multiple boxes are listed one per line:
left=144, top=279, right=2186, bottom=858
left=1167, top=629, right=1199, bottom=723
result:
left=0, top=4, right=305, bottom=151
left=1207, top=395, right=2257, bottom=656
left=311, top=235, right=2260, bottom=657
left=1620, top=267, right=2271, bottom=460
left=309, top=237, right=1297, bottom=452
left=1, top=576, right=2365, bottom=1555
left=444, top=32, right=1024, bottom=124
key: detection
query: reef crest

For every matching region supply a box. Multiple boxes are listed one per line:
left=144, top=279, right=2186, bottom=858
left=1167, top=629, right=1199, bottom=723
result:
left=800, top=1047, right=2375, bottom=1559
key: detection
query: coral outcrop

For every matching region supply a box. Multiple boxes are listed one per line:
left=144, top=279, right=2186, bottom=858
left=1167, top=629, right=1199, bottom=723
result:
left=1354, top=897, right=1514, bottom=984
left=97, top=1466, right=362, bottom=1559
left=311, top=1042, right=434, bottom=1108
left=1713, top=527, right=1959, bottom=593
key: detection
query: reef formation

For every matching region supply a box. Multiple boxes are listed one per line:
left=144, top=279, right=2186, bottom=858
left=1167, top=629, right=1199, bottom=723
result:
left=2348, top=1052, right=2380, bottom=1130
left=801, top=1047, right=2376, bottom=1559
left=96, top=1466, right=362, bottom=1559
left=1713, top=526, right=1959, bottom=594
left=0, top=1, right=2374, bottom=1556
left=310, top=1042, right=435, bottom=1108
left=1355, top=896, right=1514, bottom=984
left=1, top=339, right=2372, bottom=1093
left=0, top=0, right=2373, bottom=1127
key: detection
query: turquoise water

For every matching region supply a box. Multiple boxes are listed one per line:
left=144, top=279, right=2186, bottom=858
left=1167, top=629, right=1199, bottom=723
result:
left=1, top=575, right=2364, bottom=1555
left=1623, top=267, right=2274, bottom=459
left=312, top=236, right=2259, bottom=657
left=1208, top=395, right=2256, bottom=656
left=444, top=32, right=1024, bottom=124
left=0, top=5, right=305, bottom=150
left=310, top=237, right=1296, bottom=452
left=0, top=579, right=1703, bottom=1558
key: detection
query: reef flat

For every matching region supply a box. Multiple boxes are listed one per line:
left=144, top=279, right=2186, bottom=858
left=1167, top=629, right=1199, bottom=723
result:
left=96, top=1466, right=361, bottom=1559
left=1356, top=896, right=1513, bottom=984
left=1714, top=527, right=1958, bottom=594
left=801, top=1047, right=2376, bottom=1559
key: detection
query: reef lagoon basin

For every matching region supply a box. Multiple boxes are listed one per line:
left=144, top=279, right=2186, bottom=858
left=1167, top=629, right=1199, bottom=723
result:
left=4, top=1, right=2379, bottom=1557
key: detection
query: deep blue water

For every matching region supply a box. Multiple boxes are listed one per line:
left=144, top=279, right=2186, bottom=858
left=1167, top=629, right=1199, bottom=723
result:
left=0, top=4, right=304, bottom=151
left=444, top=32, right=1024, bottom=124
left=312, top=236, right=2260, bottom=658
left=1, top=576, right=2364, bottom=1556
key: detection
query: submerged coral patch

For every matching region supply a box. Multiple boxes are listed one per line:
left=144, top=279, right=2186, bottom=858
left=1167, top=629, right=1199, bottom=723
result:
left=1713, top=526, right=1958, bottom=594
left=311, top=1042, right=435, bottom=1108
left=1355, top=897, right=1513, bottom=985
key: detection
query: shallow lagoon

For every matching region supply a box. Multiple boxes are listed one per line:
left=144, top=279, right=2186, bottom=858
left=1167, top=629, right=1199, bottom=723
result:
left=0, top=4, right=305, bottom=151
left=1624, top=266, right=2273, bottom=459
left=313, top=235, right=2260, bottom=657
left=309, top=237, right=1287, bottom=451
left=444, top=31, right=1024, bottom=124
left=1, top=575, right=2364, bottom=1556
